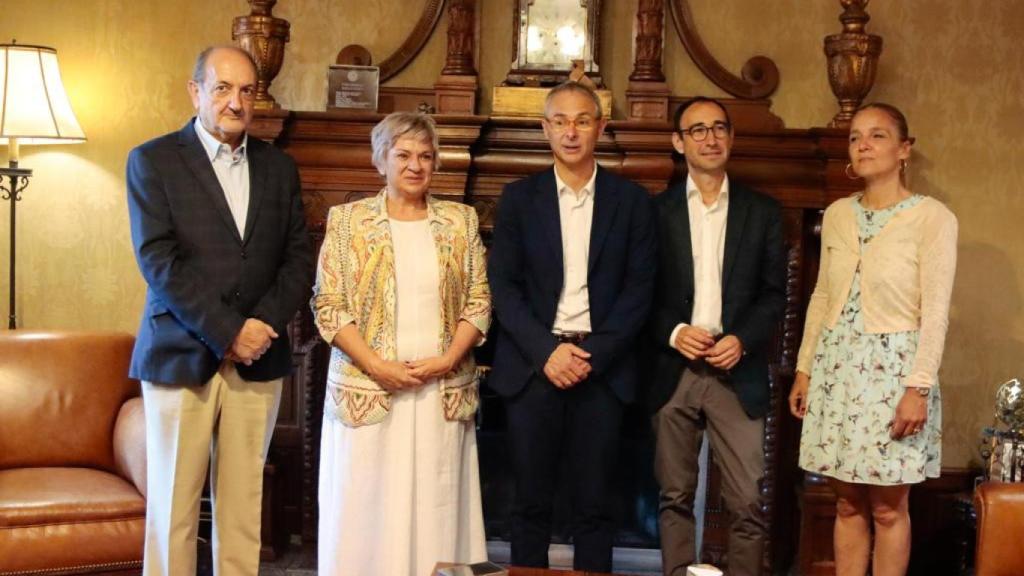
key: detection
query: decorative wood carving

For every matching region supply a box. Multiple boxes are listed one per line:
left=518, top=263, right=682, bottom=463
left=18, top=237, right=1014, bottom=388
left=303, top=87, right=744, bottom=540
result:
left=378, top=0, right=445, bottom=83
left=626, top=0, right=671, bottom=121
left=442, top=0, right=476, bottom=76
left=435, top=0, right=479, bottom=115
left=630, top=0, right=666, bottom=83
left=666, top=0, right=780, bottom=99
left=824, top=0, right=883, bottom=128
left=232, top=0, right=290, bottom=110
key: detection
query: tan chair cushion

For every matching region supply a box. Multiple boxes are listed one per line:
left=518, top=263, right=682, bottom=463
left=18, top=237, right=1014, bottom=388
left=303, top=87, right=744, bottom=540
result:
left=0, top=468, right=145, bottom=573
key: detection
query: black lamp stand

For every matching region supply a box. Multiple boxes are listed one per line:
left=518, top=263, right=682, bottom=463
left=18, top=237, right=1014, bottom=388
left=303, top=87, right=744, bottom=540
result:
left=0, top=160, right=32, bottom=329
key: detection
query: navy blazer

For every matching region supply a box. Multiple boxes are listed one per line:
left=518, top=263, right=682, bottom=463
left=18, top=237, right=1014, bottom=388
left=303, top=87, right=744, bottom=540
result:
left=126, top=120, right=314, bottom=385
left=487, top=166, right=657, bottom=403
left=647, top=180, right=786, bottom=418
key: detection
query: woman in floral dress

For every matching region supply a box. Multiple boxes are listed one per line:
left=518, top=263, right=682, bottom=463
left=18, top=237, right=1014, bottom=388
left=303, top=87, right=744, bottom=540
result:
left=789, top=103, right=958, bottom=576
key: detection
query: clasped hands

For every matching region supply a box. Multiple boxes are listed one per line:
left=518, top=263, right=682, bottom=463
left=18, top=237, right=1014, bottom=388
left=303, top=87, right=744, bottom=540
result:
left=227, top=318, right=278, bottom=365
left=673, top=325, right=743, bottom=370
left=367, top=354, right=458, bottom=392
left=544, top=343, right=592, bottom=389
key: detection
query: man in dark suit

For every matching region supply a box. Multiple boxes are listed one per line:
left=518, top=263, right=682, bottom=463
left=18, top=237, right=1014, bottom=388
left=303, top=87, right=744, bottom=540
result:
left=488, top=81, right=657, bottom=572
left=126, top=46, right=312, bottom=575
left=648, top=97, right=786, bottom=576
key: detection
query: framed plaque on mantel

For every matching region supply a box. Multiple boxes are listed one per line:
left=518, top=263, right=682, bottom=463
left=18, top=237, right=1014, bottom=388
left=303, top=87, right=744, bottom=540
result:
left=327, top=65, right=380, bottom=110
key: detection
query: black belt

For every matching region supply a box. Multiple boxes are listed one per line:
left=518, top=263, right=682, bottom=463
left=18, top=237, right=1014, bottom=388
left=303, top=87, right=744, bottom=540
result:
left=554, top=331, right=589, bottom=345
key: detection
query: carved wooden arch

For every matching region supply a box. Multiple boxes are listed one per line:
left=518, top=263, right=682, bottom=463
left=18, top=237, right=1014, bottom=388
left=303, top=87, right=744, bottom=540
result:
left=377, top=0, right=445, bottom=82
left=667, top=0, right=780, bottom=99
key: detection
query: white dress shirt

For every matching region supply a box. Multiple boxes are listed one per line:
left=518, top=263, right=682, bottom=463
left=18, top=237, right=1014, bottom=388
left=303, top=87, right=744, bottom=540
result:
left=669, top=174, right=730, bottom=346
left=195, top=118, right=250, bottom=237
left=552, top=165, right=597, bottom=334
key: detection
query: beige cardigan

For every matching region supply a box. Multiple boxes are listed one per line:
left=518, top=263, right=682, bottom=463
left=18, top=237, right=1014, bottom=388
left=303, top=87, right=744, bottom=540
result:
left=795, top=194, right=958, bottom=389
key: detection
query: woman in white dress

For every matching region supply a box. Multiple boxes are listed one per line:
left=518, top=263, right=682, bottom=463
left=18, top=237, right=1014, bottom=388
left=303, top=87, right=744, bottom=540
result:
left=311, top=112, right=491, bottom=576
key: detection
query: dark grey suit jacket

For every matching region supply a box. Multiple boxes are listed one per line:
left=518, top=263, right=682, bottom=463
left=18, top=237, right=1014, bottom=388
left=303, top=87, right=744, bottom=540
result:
left=126, top=119, right=313, bottom=385
left=647, top=180, right=786, bottom=418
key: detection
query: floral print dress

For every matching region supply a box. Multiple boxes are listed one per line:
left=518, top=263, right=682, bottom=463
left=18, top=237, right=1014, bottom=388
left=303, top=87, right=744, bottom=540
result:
left=799, top=194, right=942, bottom=485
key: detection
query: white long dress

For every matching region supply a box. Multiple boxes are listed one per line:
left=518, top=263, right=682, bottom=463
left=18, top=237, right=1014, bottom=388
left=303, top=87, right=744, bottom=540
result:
left=318, top=218, right=487, bottom=576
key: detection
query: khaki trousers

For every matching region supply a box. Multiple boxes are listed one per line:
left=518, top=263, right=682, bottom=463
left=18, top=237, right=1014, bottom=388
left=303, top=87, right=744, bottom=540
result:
left=653, top=366, right=767, bottom=576
left=142, top=363, right=281, bottom=576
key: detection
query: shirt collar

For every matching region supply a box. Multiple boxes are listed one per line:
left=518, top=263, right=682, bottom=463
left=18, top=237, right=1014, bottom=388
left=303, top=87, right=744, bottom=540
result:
left=553, top=164, right=597, bottom=199
left=685, top=173, right=730, bottom=203
left=194, top=117, right=248, bottom=164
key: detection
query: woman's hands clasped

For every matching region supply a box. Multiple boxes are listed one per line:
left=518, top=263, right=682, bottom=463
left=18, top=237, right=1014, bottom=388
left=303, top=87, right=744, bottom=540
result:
left=365, top=353, right=461, bottom=392
left=367, top=358, right=423, bottom=392
left=405, top=353, right=457, bottom=380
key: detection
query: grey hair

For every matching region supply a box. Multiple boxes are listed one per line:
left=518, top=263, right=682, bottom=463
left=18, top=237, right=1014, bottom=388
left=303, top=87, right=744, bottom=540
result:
left=544, top=81, right=603, bottom=119
left=192, top=45, right=257, bottom=84
left=370, top=112, right=441, bottom=175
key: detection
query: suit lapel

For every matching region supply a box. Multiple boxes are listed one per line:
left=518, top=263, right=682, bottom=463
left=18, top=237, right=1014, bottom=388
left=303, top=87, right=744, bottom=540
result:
left=178, top=120, right=243, bottom=244
left=722, top=183, right=750, bottom=291
left=664, top=184, right=695, bottom=295
left=588, top=166, right=621, bottom=274
left=243, top=139, right=266, bottom=245
left=534, top=168, right=564, bottom=269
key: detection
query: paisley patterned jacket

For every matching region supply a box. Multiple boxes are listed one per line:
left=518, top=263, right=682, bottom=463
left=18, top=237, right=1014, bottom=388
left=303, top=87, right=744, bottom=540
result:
left=312, top=189, right=491, bottom=426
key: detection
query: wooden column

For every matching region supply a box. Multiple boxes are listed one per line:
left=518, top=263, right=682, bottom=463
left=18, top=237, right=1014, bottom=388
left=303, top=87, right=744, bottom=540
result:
left=435, top=0, right=479, bottom=115
left=626, top=0, right=671, bottom=122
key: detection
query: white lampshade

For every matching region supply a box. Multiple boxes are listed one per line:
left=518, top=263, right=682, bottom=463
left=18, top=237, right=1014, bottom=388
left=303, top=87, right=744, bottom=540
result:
left=0, top=43, right=86, bottom=146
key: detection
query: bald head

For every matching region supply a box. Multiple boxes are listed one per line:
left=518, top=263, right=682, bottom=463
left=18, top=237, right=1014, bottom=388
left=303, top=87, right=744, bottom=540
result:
left=192, top=45, right=257, bottom=85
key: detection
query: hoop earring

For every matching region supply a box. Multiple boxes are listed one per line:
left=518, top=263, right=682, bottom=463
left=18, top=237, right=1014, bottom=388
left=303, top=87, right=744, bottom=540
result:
left=845, top=163, right=860, bottom=180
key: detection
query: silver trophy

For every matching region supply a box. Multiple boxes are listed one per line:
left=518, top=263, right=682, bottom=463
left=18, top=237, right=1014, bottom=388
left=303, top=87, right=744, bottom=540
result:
left=981, top=378, right=1024, bottom=482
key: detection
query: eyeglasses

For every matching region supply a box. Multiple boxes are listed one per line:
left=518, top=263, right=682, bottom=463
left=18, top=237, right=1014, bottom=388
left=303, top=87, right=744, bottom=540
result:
left=679, top=122, right=731, bottom=142
left=546, top=115, right=598, bottom=133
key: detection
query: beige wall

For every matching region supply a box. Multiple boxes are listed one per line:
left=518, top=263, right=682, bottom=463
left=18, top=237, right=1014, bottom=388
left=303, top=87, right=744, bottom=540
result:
left=1, top=0, right=1021, bottom=469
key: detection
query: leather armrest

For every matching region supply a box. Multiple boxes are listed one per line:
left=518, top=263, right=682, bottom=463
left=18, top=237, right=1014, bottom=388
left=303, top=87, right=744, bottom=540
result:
left=113, top=396, right=147, bottom=499
left=974, top=481, right=1024, bottom=576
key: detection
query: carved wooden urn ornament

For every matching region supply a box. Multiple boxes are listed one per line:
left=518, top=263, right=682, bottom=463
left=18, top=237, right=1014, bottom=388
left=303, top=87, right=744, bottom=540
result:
left=824, top=0, right=882, bottom=128
left=232, top=0, right=290, bottom=109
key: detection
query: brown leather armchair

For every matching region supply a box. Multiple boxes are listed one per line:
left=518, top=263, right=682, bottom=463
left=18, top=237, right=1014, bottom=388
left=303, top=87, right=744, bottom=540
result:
left=0, top=331, right=146, bottom=575
left=974, top=481, right=1024, bottom=576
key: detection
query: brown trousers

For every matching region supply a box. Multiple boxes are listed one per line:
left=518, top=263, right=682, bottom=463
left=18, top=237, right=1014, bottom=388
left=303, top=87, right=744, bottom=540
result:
left=653, top=366, right=767, bottom=576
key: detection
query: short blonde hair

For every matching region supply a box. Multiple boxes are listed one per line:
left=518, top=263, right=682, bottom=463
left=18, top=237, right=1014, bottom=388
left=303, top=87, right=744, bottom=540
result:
left=370, top=112, right=441, bottom=175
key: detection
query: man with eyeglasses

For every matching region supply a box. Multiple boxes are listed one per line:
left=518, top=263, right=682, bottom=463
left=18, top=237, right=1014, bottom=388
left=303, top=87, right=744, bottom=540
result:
left=488, top=81, right=656, bottom=572
left=647, top=96, right=785, bottom=575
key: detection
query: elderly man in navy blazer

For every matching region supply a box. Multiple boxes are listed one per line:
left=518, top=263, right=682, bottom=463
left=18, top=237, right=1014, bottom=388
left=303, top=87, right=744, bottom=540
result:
left=126, top=46, right=312, bottom=575
left=488, top=81, right=657, bottom=572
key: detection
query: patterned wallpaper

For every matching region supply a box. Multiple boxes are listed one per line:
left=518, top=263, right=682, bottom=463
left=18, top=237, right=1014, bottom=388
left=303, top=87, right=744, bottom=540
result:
left=1, top=0, right=1021, bottom=468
